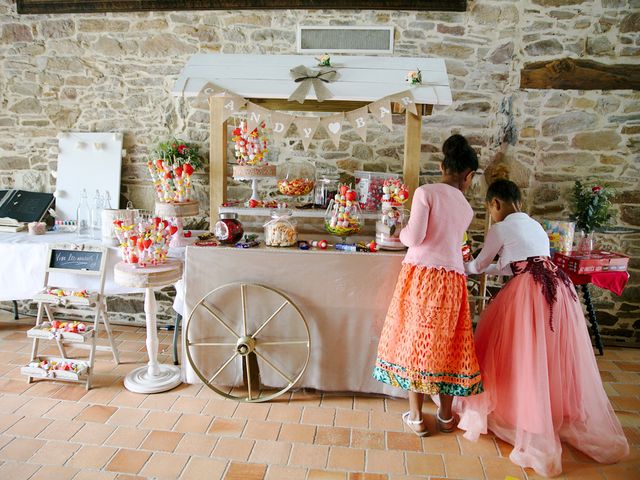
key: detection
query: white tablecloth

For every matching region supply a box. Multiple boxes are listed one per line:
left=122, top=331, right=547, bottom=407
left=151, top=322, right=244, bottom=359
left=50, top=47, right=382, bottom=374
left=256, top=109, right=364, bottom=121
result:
left=0, top=231, right=187, bottom=315
left=183, top=245, right=406, bottom=396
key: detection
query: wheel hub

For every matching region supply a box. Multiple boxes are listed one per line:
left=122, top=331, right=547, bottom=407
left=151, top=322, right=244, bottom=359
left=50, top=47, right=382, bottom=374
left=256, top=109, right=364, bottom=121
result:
left=236, top=336, right=256, bottom=356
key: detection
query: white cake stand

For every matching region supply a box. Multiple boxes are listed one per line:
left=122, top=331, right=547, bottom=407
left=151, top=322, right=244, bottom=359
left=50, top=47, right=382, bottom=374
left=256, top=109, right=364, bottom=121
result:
left=155, top=200, right=199, bottom=248
left=233, top=175, right=275, bottom=203
left=114, top=259, right=183, bottom=394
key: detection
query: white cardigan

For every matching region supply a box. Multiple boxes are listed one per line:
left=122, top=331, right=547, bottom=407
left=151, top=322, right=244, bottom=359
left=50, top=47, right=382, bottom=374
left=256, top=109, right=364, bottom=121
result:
left=465, top=212, right=551, bottom=276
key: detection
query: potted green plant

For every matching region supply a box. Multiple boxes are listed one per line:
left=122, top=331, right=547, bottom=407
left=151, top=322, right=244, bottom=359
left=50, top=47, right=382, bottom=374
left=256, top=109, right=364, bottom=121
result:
left=570, top=181, right=613, bottom=253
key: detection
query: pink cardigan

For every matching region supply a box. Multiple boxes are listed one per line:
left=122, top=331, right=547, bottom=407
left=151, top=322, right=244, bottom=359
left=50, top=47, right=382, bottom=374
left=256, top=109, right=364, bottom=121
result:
left=399, top=183, right=473, bottom=275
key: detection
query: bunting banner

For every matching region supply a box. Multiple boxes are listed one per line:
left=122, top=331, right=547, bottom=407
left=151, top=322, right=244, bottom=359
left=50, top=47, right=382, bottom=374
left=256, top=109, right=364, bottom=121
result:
left=391, top=91, right=417, bottom=115
left=219, top=92, right=247, bottom=122
left=320, top=113, right=345, bottom=148
left=270, top=111, right=294, bottom=143
left=246, top=103, right=270, bottom=132
left=369, top=97, right=393, bottom=131
left=346, top=107, right=370, bottom=142
left=297, top=116, right=321, bottom=151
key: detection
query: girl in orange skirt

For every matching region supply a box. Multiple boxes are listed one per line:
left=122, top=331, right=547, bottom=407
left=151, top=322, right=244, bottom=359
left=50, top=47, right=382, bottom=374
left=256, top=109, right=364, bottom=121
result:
left=373, top=134, right=483, bottom=436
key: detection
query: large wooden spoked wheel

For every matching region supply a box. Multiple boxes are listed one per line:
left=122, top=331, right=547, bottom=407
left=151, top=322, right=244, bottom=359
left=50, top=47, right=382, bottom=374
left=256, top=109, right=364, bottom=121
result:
left=185, top=282, right=310, bottom=402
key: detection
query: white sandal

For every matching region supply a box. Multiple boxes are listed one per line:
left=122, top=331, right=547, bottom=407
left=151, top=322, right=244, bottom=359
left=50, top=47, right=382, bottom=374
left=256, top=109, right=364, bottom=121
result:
left=402, top=411, right=430, bottom=437
left=436, top=409, right=455, bottom=433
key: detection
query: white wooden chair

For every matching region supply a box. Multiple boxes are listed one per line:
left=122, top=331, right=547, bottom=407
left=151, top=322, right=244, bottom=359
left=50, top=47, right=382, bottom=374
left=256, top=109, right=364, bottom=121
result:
left=23, top=244, right=120, bottom=390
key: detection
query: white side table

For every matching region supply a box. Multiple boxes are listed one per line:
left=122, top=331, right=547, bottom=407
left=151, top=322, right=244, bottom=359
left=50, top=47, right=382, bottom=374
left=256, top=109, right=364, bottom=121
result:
left=114, top=258, right=183, bottom=393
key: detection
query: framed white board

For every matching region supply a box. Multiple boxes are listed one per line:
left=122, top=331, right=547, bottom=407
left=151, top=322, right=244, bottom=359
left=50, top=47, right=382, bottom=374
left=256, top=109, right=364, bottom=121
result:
left=56, top=132, right=123, bottom=221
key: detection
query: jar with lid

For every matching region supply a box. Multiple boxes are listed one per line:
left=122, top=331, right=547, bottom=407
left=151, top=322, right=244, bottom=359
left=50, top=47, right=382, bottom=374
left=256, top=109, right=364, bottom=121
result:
left=277, top=159, right=316, bottom=197
left=214, top=212, right=244, bottom=244
left=264, top=209, right=298, bottom=247
left=375, top=206, right=408, bottom=250
left=314, top=173, right=339, bottom=209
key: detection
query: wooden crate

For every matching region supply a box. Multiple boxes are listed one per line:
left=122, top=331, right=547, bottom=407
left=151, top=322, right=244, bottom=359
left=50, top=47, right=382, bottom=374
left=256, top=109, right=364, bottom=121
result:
left=21, top=356, right=89, bottom=382
left=27, top=322, right=94, bottom=343
left=554, top=250, right=629, bottom=274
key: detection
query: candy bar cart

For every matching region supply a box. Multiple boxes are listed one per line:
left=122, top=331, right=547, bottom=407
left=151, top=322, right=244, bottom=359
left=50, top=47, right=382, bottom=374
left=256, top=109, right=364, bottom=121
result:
left=172, top=54, right=452, bottom=400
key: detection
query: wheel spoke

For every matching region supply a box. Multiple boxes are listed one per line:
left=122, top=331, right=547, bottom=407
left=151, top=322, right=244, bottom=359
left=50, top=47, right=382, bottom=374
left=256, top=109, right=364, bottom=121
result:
left=241, top=284, right=248, bottom=336
left=201, top=303, right=240, bottom=339
left=251, top=301, right=288, bottom=339
left=258, top=340, right=309, bottom=346
left=245, top=354, right=252, bottom=401
left=188, top=341, right=237, bottom=347
left=208, top=352, right=238, bottom=384
left=254, top=349, right=293, bottom=385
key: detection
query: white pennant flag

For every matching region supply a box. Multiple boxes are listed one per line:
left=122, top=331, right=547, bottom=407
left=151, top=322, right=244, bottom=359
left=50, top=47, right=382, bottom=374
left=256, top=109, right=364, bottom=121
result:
left=219, top=92, right=247, bottom=122
left=246, top=103, right=270, bottom=132
left=199, top=82, right=221, bottom=97
left=346, top=107, right=369, bottom=142
left=295, top=116, right=320, bottom=151
left=270, top=112, right=294, bottom=142
left=369, top=97, right=393, bottom=131
left=320, top=113, right=344, bottom=148
left=392, top=90, right=417, bottom=115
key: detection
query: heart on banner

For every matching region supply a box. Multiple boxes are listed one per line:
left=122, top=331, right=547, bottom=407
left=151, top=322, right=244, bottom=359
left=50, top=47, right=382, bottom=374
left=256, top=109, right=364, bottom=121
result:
left=320, top=113, right=345, bottom=148
left=346, top=106, right=370, bottom=142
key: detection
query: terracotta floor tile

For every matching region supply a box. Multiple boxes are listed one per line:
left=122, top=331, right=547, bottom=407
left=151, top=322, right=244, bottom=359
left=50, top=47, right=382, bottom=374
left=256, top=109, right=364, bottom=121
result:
left=422, top=433, right=461, bottom=454
left=354, top=396, right=386, bottom=412
left=242, top=420, right=282, bottom=440
left=105, top=448, right=151, bottom=474
left=289, top=390, right=322, bottom=406
left=302, top=406, right=336, bottom=426
left=105, top=426, right=150, bottom=449
left=443, top=454, right=484, bottom=479
left=370, top=411, right=403, bottom=432
left=4, top=416, right=52, bottom=437
left=234, top=402, right=271, bottom=421
left=50, top=384, right=87, bottom=401
left=71, top=423, right=116, bottom=445
left=213, top=436, right=255, bottom=461
left=0, top=437, right=45, bottom=461
left=107, top=407, right=147, bottom=427
left=612, top=395, right=640, bottom=411
left=267, top=404, right=302, bottom=423
left=351, top=429, right=385, bottom=450
left=0, top=461, right=40, bottom=479
left=315, top=426, right=351, bottom=446
left=614, top=361, right=640, bottom=372
left=139, top=393, right=177, bottom=411
left=36, top=440, right=80, bottom=465
left=203, top=399, right=239, bottom=418
left=365, top=449, right=405, bottom=474
left=76, top=404, right=118, bottom=423
left=23, top=381, right=64, bottom=398
left=289, top=443, right=329, bottom=468
left=482, top=456, right=527, bottom=480
left=79, top=385, right=120, bottom=405
left=278, top=423, right=316, bottom=444
left=0, top=379, right=31, bottom=395
left=208, top=417, right=246, bottom=437
left=386, top=431, right=422, bottom=452
left=265, top=465, right=308, bottom=480
left=347, top=474, right=388, bottom=480
left=335, top=409, right=369, bottom=429
left=15, top=397, right=59, bottom=417
left=140, top=430, right=183, bottom=452
left=180, top=456, right=227, bottom=480
left=109, top=391, right=146, bottom=408
left=139, top=452, right=189, bottom=479
left=43, top=400, right=86, bottom=420
left=139, top=411, right=181, bottom=431
left=0, top=394, right=29, bottom=414
left=37, top=418, right=84, bottom=441
left=405, top=452, right=445, bottom=476
left=458, top=434, right=499, bottom=456
left=321, top=394, right=354, bottom=410
left=249, top=439, right=291, bottom=464
left=73, top=470, right=118, bottom=480
left=224, top=462, right=267, bottom=480
left=308, top=470, right=348, bottom=479
left=170, top=396, right=208, bottom=414
left=29, top=465, right=80, bottom=480
left=612, top=382, right=640, bottom=396
left=173, top=413, right=212, bottom=434
left=328, top=445, right=365, bottom=470
left=67, top=445, right=118, bottom=469
left=175, top=433, right=217, bottom=456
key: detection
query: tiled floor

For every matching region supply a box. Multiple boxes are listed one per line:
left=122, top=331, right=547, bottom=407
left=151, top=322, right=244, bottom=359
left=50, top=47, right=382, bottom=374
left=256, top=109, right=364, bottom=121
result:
left=0, top=309, right=639, bottom=480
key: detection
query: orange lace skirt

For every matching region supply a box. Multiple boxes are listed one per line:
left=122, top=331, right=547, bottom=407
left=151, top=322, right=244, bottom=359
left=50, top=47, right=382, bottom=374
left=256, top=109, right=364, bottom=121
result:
left=373, top=263, right=483, bottom=396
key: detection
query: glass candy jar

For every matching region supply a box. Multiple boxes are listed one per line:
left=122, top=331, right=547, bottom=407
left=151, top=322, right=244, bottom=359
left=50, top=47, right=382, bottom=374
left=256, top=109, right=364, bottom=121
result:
left=264, top=209, right=298, bottom=247
left=324, top=185, right=363, bottom=240
left=314, top=173, right=339, bottom=209
left=277, top=159, right=316, bottom=197
left=375, top=206, right=408, bottom=250
left=214, top=212, right=244, bottom=244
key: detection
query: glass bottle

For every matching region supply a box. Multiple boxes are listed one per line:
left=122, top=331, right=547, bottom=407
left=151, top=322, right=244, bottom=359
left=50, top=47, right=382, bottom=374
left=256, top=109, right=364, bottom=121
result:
left=214, top=212, right=244, bottom=244
left=264, top=209, right=297, bottom=247
left=76, top=189, right=91, bottom=239
left=103, top=191, right=112, bottom=209
left=314, top=173, right=339, bottom=209
left=91, top=190, right=103, bottom=239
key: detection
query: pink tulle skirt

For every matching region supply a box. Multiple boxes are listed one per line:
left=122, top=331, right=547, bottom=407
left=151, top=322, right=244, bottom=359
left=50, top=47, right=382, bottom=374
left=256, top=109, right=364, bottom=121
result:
left=455, top=260, right=629, bottom=478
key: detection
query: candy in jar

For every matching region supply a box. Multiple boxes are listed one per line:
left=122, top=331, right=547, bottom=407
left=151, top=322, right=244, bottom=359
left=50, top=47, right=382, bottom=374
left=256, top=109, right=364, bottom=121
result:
left=264, top=209, right=298, bottom=247
left=375, top=206, right=408, bottom=250
left=214, top=212, right=244, bottom=244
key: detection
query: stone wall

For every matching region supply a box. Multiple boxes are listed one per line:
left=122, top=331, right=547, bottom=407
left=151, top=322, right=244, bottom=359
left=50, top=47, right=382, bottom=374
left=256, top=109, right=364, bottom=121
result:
left=1, top=0, right=638, bottom=343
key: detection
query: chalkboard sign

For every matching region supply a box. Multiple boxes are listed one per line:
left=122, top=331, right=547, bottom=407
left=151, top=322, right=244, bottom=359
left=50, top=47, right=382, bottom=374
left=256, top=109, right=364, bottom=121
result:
left=0, top=190, right=55, bottom=222
left=50, top=249, right=102, bottom=271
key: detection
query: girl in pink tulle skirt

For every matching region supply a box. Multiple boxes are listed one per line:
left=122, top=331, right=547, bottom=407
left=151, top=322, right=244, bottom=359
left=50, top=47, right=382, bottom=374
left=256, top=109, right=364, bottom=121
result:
left=456, top=179, right=629, bottom=478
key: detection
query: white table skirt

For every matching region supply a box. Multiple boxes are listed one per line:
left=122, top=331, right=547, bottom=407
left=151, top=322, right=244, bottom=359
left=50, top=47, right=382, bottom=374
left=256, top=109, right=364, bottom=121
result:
left=182, top=245, right=406, bottom=397
left=0, top=231, right=187, bottom=315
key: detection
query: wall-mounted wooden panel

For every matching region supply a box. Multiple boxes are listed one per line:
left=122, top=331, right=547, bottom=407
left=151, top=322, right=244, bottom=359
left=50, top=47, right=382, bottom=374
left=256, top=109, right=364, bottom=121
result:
left=17, top=0, right=467, bottom=14
left=521, top=58, right=640, bottom=91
